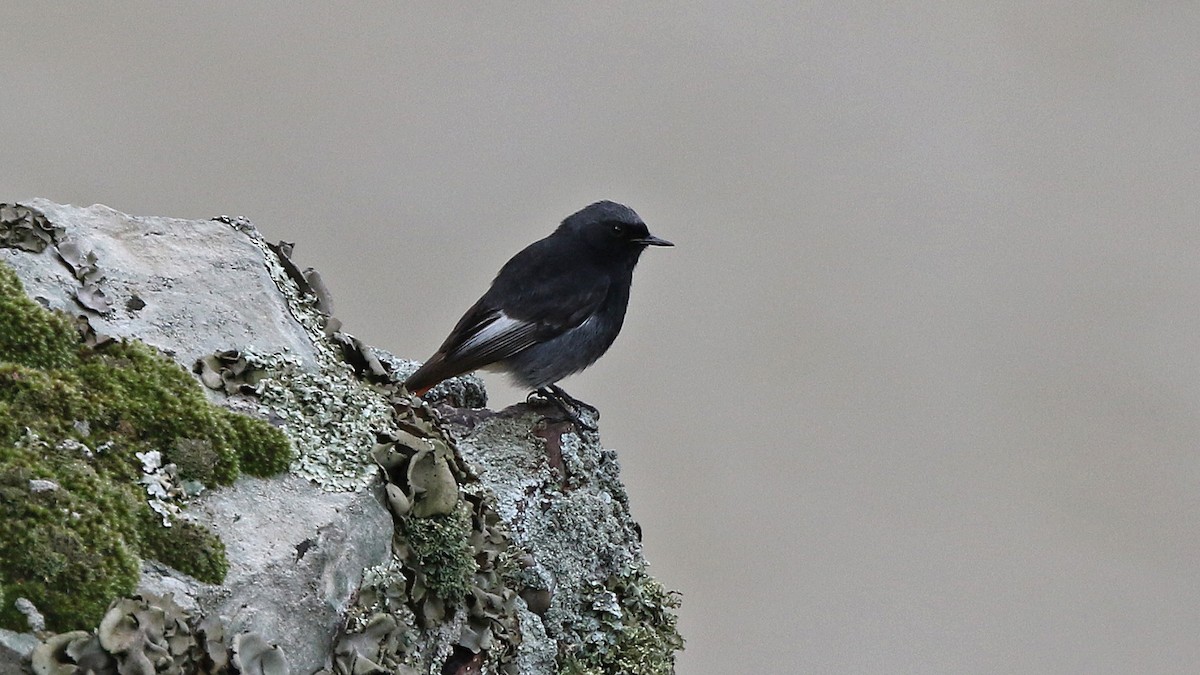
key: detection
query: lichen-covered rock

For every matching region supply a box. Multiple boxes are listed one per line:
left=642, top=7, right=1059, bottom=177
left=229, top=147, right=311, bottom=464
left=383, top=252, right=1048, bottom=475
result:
left=0, top=200, right=680, bottom=675
left=0, top=263, right=288, bottom=633
left=0, top=628, right=38, bottom=675
left=25, top=593, right=239, bottom=675
left=319, top=392, right=681, bottom=674
left=0, top=254, right=302, bottom=634
left=451, top=408, right=683, bottom=674
left=1, top=202, right=394, bottom=671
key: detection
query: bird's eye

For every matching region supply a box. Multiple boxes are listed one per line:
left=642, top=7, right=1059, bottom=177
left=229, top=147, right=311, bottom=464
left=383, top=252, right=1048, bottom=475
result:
left=611, top=223, right=625, bottom=236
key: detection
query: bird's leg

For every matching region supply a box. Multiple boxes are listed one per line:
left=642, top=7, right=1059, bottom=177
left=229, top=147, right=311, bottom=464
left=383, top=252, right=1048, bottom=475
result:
left=530, top=384, right=599, bottom=432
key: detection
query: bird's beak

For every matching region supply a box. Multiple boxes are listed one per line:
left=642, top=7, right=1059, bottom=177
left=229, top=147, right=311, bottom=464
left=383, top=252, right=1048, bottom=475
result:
left=636, top=234, right=674, bottom=247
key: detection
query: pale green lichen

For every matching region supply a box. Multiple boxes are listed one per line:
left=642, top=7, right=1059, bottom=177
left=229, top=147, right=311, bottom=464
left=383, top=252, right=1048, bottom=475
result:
left=328, top=403, right=525, bottom=674
left=206, top=220, right=408, bottom=492
left=450, top=410, right=684, bottom=673
left=558, top=563, right=683, bottom=675
left=287, top=375, right=683, bottom=674
left=230, top=348, right=396, bottom=491
left=235, top=221, right=335, bottom=353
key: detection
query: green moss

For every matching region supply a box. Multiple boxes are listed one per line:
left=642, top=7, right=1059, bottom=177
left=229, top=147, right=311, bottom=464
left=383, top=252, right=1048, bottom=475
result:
left=0, top=448, right=141, bottom=632
left=0, top=260, right=292, bottom=632
left=0, top=364, right=92, bottom=443
left=74, top=341, right=244, bottom=484
left=169, top=438, right=220, bottom=485
left=136, top=510, right=228, bottom=584
left=4, top=338, right=296, bottom=486
left=0, top=263, right=79, bottom=370
left=224, top=409, right=292, bottom=477
left=401, top=503, right=477, bottom=603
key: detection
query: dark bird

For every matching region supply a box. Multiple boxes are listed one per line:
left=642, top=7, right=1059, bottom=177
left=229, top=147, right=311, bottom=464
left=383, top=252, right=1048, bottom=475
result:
left=404, top=201, right=672, bottom=421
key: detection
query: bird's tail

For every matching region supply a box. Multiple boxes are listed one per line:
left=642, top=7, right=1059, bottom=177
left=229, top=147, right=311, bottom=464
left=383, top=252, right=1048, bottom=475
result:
left=403, top=353, right=449, bottom=396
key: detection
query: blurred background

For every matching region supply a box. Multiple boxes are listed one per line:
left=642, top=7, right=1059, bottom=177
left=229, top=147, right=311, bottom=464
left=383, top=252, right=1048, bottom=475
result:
left=5, top=3, right=1200, bottom=672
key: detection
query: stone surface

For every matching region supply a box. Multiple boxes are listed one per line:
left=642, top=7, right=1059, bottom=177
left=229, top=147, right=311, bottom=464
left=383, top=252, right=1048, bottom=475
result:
left=193, top=475, right=393, bottom=672
left=2, top=198, right=322, bottom=371
left=0, top=630, right=36, bottom=675
left=451, top=404, right=669, bottom=671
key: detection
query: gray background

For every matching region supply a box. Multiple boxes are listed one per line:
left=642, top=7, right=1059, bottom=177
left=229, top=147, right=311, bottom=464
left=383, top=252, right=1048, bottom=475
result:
left=5, top=3, right=1200, bottom=673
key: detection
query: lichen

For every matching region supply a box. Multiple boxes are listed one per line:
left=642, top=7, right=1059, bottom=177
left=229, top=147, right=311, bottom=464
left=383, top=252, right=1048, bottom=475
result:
left=557, top=563, right=684, bottom=675
left=29, top=592, right=247, bottom=674
left=331, top=391, right=685, bottom=674
left=0, top=203, right=62, bottom=253
left=0, top=260, right=290, bottom=632
left=326, top=401, right=525, bottom=674
left=196, top=347, right=396, bottom=491
left=449, top=408, right=684, bottom=673
left=400, top=502, right=477, bottom=608
left=4, top=204, right=686, bottom=669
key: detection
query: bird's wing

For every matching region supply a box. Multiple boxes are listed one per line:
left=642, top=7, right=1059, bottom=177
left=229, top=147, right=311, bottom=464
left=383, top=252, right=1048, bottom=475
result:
left=404, top=246, right=609, bottom=393
left=439, top=273, right=609, bottom=368
left=437, top=302, right=546, bottom=369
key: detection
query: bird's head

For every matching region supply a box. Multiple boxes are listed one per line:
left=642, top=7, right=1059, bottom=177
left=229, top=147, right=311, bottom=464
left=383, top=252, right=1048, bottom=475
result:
left=559, top=201, right=673, bottom=259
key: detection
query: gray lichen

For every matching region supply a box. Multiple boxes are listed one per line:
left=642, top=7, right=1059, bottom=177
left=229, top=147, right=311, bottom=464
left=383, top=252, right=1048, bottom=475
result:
left=2, top=202, right=111, bottom=315
left=557, top=563, right=683, bottom=675
left=451, top=408, right=684, bottom=673
left=326, top=399, right=526, bottom=674
left=247, top=349, right=391, bottom=491
left=28, top=593, right=247, bottom=675
left=55, top=239, right=112, bottom=314
left=0, top=204, right=62, bottom=253
left=198, top=220, right=404, bottom=493
left=329, top=396, right=684, bottom=674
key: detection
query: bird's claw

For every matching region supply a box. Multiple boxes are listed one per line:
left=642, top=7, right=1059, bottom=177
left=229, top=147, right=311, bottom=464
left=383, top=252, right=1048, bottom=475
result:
left=530, top=385, right=599, bottom=432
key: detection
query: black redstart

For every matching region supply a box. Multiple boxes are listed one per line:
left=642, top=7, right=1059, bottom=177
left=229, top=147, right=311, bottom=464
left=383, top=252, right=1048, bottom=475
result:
left=404, top=201, right=672, bottom=421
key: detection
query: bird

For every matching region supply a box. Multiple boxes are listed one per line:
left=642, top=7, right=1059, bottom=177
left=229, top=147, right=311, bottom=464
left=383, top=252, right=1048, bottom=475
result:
left=404, top=200, right=672, bottom=423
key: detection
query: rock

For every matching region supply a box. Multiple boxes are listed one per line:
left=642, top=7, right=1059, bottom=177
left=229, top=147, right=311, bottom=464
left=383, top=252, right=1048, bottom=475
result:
left=450, top=406, right=683, bottom=673
left=0, top=629, right=37, bottom=675
left=1, top=199, right=323, bottom=371
left=192, top=475, right=393, bottom=671
left=1, top=200, right=396, bottom=673
left=0, top=200, right=681, bottom=674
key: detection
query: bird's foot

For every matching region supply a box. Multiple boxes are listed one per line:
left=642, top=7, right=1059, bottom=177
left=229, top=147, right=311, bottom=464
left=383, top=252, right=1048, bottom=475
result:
left=528, top=384, right=599, bottom=432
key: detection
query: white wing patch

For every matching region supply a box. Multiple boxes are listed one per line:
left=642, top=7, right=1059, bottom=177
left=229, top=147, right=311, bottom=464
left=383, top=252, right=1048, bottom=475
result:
left=450, top=310, right=542, bottom=365
left=460, top=312, right=525, bottom=351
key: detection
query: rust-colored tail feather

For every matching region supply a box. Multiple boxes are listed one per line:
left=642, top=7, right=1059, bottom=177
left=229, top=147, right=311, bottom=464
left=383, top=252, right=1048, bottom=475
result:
left=403, top=352, right=451, bottom=396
